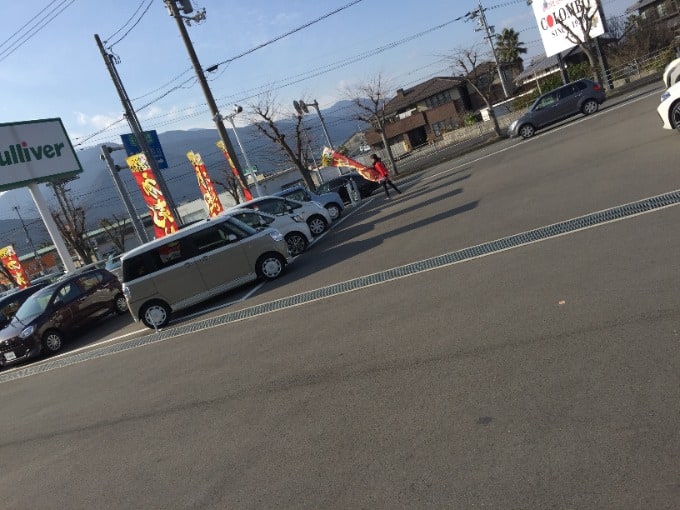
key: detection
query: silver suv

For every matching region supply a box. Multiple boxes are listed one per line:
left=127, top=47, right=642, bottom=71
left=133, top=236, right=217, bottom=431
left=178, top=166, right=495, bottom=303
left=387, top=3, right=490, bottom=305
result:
left=508, top=79, right=606, bottom=139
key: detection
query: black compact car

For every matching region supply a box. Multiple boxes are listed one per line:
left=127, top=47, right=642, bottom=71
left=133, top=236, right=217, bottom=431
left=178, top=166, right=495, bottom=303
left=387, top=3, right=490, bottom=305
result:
left=0, top=268, right=128, bottom=368
left=0, top=282, right=51, bottom=330
left=317, top=173, right=381, bottom=204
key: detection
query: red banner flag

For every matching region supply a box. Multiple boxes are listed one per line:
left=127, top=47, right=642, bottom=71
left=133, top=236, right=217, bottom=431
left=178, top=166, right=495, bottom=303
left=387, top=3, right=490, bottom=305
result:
left=321, top=147, right=381, bottom=182
left=126, top=153, right=179, bottom=239
left=216, top=140, right=253, bottom=202
left=187, top=151, right=224, bottom=218
left=0, top=245, right=30, bottom=288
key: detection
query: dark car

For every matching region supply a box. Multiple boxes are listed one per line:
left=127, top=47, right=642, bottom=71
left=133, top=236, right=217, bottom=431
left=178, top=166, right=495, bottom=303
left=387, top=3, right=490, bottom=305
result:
left=0, top=282, right=51, bottom=329
left=317, top=173, right=381, bottom=204
left=508, top=78, right=606, bottom=139
left=0, top=269, right=128, bottom=368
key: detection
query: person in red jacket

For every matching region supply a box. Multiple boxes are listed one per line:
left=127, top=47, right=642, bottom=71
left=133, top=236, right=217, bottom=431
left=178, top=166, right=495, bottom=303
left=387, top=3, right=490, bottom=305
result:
left=370, top=154, right=402, bottom=199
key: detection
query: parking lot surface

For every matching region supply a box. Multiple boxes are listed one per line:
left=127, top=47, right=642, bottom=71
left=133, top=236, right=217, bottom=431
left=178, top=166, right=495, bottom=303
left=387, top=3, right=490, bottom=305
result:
left=1, top=90, right=679, bottom=508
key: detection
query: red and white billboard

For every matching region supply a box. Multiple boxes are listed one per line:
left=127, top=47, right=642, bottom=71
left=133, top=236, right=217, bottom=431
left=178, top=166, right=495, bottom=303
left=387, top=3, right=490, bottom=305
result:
left=531, top=0, right=605, bottom=57
left=0, top=118, right=82, bottom=192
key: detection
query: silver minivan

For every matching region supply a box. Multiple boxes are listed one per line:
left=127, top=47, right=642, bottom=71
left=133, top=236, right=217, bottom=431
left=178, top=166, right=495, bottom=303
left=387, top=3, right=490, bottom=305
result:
left=121, top=213, right=290, bottom=329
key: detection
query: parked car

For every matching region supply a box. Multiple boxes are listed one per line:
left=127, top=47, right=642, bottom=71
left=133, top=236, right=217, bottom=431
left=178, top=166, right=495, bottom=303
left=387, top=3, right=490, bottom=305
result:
left=227, top=208, right=313, bottom=256
left=0, top=282, right=51, bottom=330
left=121, top=214, right=290, bottom=330
left=105, top=253, right=123, bottom=280
left=508, top=79, right=606, bottom=139
left=230, top=196, right=332, bottom=237
left=317, top=173, right=381, bottom=204
left=274, top=185, right=344, bottom=221
left=657, top=81, right=680, bottom=131
left=663, top=57, right=680, bottom=88
left=0, top=269, right=128, bottom=367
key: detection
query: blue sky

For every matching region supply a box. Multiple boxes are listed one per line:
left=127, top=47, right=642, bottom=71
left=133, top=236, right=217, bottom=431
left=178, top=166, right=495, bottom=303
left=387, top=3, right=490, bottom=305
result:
left=1, top=0, right=634, bottom=149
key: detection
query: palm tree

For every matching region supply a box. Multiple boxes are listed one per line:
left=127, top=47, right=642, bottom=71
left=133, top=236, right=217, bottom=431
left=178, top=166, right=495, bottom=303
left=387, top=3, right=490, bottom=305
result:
left=495, top=28, right=527, bottom=65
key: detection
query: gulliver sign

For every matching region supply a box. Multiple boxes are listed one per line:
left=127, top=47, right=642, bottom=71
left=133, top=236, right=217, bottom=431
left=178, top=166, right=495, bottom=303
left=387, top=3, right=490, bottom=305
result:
left=0, top=118, right=83, bottom=191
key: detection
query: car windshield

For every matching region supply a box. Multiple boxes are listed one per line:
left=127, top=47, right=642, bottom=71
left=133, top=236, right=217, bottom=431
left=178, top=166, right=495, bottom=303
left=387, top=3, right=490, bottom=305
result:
left=14, top=286, right=55, bottom=323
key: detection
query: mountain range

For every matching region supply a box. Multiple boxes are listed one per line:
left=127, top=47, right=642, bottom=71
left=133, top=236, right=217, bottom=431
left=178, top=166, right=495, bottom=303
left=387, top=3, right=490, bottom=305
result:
left=0, top=100, right=366, bottom=252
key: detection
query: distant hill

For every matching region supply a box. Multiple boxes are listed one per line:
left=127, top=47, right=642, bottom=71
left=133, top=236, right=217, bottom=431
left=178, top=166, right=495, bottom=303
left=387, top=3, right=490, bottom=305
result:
left=0, top=100, right=367, bottom=250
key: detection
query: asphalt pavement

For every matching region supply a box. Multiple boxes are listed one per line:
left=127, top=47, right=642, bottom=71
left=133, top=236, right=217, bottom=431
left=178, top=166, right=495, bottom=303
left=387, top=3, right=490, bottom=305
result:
left=1, top=88, right=679, bottom=509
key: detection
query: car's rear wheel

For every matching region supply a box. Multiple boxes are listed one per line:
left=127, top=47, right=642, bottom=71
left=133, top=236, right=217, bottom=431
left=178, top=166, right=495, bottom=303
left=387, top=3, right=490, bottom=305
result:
left=285, top=232, right=308, bottom=256
left=42, top=330, right=64, bottom=354
left=256, top=253, right=286, bottom=280
left=307, top=215, right=328, bottom=236
left=582, top=99, right=599, bottom=115
left=325, top=203, right=342, bottom=221
left=113, top=293, right=128, bottom=315
left=519, top=124, right=535, bottom=139
left=140, top=300, right=171, bottom=329
left=670, top=100, right=680, bottom=130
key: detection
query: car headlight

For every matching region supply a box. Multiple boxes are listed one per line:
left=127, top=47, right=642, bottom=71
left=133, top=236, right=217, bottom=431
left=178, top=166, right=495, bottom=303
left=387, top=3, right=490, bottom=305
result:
left=312, top=201, right=324, bottom=208
left=661, top=91, right=671, bottom=103
left=20, top=325, right=34, bottom=339
left=291, top=214, right=305, bottom=223
left=269, top=229, right=284, bottom=242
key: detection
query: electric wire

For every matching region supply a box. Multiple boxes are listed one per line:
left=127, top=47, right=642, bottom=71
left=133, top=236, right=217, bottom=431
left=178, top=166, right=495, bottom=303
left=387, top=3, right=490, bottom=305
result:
left=103, top=0, right=152, bottom=45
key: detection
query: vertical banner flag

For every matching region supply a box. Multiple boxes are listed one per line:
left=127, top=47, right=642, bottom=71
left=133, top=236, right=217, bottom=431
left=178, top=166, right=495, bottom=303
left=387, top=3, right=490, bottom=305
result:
left=216, top=140, right=253, bottom=201
left=320, top=147, right=381, bottom=182
left=126, top=153, right=179, bottom=239
left=0, top=245, right=30, bottom=288
left=187, top=151, right=224, bottom=217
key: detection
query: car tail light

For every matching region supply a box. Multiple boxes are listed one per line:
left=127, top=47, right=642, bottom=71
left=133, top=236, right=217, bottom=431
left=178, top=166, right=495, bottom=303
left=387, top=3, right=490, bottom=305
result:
left=592, top=83, right=602, bottom=91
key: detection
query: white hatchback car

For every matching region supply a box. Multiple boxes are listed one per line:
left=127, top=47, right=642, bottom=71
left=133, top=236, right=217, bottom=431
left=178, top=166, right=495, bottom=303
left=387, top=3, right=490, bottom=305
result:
left=657, top=81, right=680, bottom=132
left=230, top=196, right=332, bottom=237
left=226, top=209, right=313, bottom=256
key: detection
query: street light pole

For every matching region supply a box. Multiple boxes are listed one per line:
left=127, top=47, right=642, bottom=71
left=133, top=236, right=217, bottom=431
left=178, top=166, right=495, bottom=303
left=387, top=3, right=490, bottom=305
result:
left=224, top=105, right=263, bottom=197
left=13, top=205, right=45, bottom=274
left=165, top=0, right=252, bottom=201
left=293, top=99, right=333, bottom=149
left=473, top=1, right=510, bottom=98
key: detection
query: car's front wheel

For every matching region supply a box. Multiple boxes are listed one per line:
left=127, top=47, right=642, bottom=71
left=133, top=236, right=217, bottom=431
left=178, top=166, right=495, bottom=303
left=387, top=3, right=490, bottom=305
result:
left=140, top=300, right=171, bottom=329
left=519, top=124, right=535, bottom=139
left=670, top=100, right=680, bottom=130
left=307, top=215, right=328, bottom=236
left=285, top=232, right=308, bottom=256
left=42, top=330, right=64, bottom=354
left=325, top=203, right=342, bottom=221
left=256, top=253, right=286, bottom=280
left=113, top=293, right=129, bottom=315
left=582, top=99, right=599, bottom=115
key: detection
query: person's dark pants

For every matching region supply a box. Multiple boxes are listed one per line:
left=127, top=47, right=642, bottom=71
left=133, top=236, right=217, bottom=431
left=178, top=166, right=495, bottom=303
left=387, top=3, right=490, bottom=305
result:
left=381, top=179, right=401, bottom=197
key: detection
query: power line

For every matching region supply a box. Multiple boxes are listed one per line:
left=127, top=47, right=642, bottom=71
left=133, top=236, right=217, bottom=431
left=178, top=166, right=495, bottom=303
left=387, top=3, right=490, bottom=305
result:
left=106, top=0, right=155, bottom=48
left=0, top=0, right=75, bottom=64
left=0, top=0, right=60, bottom=51
left=104, top=0, right=154, bottom=47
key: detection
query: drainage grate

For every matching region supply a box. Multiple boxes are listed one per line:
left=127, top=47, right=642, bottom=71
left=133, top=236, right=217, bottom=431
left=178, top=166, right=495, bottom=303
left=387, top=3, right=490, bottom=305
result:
left=2, top=189, right=679, bottom=383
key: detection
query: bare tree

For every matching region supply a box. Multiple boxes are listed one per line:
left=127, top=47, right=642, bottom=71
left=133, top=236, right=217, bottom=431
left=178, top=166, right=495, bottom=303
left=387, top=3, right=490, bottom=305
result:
left=345, top=74, right=399, bottom=176
left=99, top=215, right=129, bottom=254
left=248, top=93, right=316, bottom=190
left=607, top=14, right=675, bottom=67
left=553, top=0, right=606, bottom=84
left=48, top=180, right=95, bottom=264
left=212, top=174, right=241, bottom=204
left=448, top=46, right=503, bottom=137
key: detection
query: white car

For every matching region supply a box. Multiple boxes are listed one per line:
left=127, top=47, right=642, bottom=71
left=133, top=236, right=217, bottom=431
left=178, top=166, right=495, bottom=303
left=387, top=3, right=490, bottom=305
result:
left=657, top=81, right=680, bottom=131
left=229, top=196, right=332, bottom=237
left=226, top=209, right=313, bottom=256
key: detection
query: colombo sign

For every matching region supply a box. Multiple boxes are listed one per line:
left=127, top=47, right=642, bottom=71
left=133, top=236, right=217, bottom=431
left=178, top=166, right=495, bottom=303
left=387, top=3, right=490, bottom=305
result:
left=0, top=118, right=82, bottom=192
left=531, top=0, right=605, bottom=57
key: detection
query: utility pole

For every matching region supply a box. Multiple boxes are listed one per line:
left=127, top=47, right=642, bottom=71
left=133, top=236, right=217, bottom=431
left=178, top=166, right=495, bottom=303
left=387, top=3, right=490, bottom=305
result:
left=100, top=144, right=150, bottom=244
left=224, top=105, right=263, bottom=197
left=94, top=33, right=182, bottom=225
left=471, top=1, right=510, bottom=98
left=164, top=0, right=251, bottom=200
left=13, top=206, right=45, bottom=274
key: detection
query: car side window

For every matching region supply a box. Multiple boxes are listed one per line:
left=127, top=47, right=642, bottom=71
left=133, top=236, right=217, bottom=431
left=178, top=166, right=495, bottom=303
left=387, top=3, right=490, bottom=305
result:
left=558, top=85, right=575, bottom=100
left=232, top=211, right=261, bottom=229
left=188, top=226, right=231, bottom=253
left=55, top=282, right=83, bottom=305
left=573, top=80, right=587, bottom=91
left=535, top=92, right=558, bottom=109
left=284, top=199, right=301, bottom=211
left=77, top=273, right=102, bottom=292
left=153, top=240, right=185, bottom=268
left=286, top=190, right=308, bottom=202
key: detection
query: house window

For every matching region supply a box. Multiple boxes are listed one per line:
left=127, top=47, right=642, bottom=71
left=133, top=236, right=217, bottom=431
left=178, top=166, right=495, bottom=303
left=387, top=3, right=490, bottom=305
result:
left=431, top=118, right=458, bottom=137
left=425, top=90, right=453, bottom=108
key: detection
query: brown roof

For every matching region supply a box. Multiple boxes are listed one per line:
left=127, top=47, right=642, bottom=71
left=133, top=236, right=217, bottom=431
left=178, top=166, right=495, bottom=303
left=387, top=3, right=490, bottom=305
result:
left=384, top=77, right=465, bottom=115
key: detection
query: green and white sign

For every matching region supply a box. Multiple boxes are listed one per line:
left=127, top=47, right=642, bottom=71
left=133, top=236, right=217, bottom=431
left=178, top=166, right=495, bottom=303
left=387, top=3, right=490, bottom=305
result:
left=0, top=118, right=82, bottom=191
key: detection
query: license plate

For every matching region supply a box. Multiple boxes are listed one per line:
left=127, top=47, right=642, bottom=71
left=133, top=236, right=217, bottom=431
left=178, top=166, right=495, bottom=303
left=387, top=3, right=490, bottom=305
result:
left=4, top=351, right=16, bottom=361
